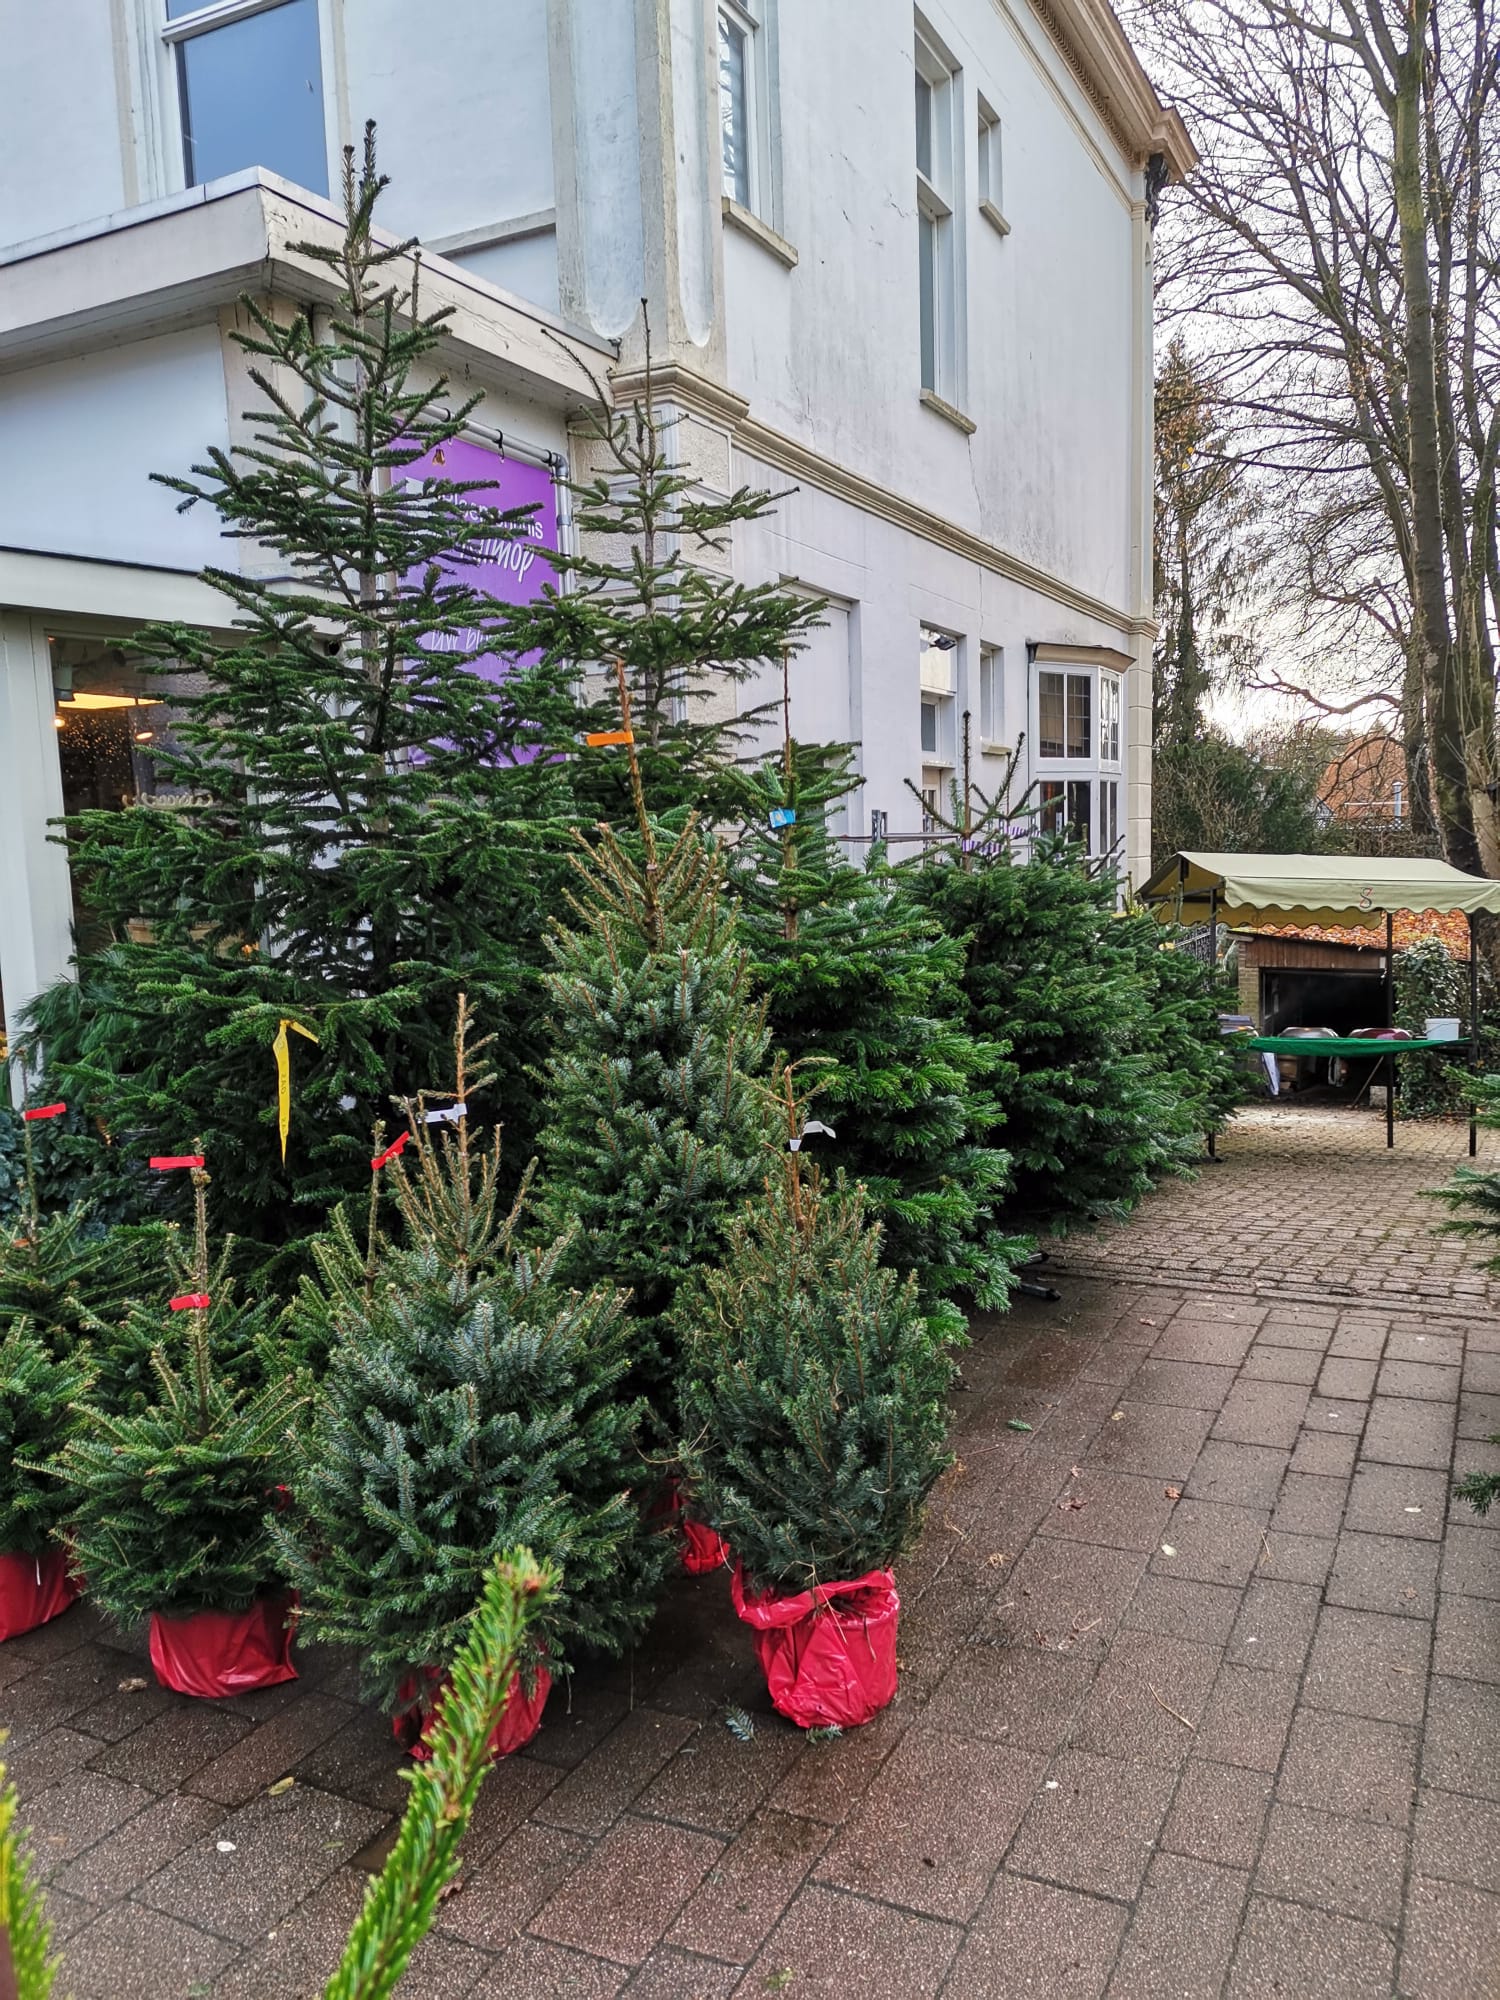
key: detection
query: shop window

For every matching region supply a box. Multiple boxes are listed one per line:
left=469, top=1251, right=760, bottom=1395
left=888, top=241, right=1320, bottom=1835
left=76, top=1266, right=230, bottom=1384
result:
left=165, top=0, right=328, bottom=196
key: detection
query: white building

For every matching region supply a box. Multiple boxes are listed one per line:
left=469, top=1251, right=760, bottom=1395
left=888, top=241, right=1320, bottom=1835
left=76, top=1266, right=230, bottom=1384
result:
left=0, top=0, right=1191, bottom=1059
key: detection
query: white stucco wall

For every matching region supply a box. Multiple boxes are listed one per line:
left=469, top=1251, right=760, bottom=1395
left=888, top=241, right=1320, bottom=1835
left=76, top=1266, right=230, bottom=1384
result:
left=0, top=0, right=126, bottom=246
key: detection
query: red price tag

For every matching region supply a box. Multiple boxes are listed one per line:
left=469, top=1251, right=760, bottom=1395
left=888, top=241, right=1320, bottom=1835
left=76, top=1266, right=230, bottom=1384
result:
left=169, top=1292, right=211, bottom=1311
left=371, top=1131, right=410, bottom=1171
left=150, top=1155, right=205, bottom=1170
left=22, top=1102, right=66, bottom=1121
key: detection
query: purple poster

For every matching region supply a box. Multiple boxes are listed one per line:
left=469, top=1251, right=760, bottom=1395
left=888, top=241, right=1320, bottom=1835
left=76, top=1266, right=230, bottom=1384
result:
left=397, top=434, right=560, bottom=684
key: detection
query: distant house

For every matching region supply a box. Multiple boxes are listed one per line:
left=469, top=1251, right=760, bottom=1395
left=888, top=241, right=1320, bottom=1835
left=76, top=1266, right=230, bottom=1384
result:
left=1231, top=909, right=1468, bottom=1035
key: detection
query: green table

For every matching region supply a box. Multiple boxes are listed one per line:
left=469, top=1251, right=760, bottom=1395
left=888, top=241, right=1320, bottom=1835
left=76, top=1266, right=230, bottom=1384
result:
left=1226, top=1034, right=1475, bottom=1151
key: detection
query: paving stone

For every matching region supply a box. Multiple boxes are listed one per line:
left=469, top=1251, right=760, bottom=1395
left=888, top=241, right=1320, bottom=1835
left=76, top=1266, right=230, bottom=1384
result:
left=1151, top=1323, right=1259, bottom=1367
left=1227, top=1895, right=1395, bottom=1998
left=767, top=1705, right=906, bottom=1826
left=1423, top=1675, right=1500, bottom=1801
left=667, top=1807, right=829, bottom=1963
left=919, top=1641, right=1095, bottom=1752
left=1345, top=1461, right=1450, bottom=1539
left=1124, top=1357, right=1236, bottom=1409
left=1434, top=1592, right=1500, bottom=1682
left=734, top=1883, right=960, bottom=1999
left=534, top=1708, right=698, bottom=1838
left=69, top=1677, right=180, bottom=1745
left=1289, top=1428, right=1360, bottom=1476
left=1316, top=1355, right=1378, bottom=1400
left=1276, top=1707, right=1417, bottom=1827
left=1105, top=1851, right=1249, bottom=2000
left=636, top=1715, right=804, bottom=1838
left=1186, top=1441, right=1288, bottom=1508
left=134, top=1783, right=386, bottom=1944
left=1035, top=1470, right=1177, bottom=1552
left=472, top=1938, right=626, bottom=1997
left=1361, top=1394, right=1457, bottom=1468
left=437, top=1819, right=590, bottom=1947
left=1378, top=1357, right=1462, bottom=1403
left=51, top=1790, right=225, bottom=1902
left=1171, top=1297, right=1266, bottom=1326
left=60, top=1900, right=241, bottom=2000
left=1325, top=1322, right=1387, bottom=1361
left=1258, top=1531, right=1336, bottom=1587
left=184, top=1691, right=354, bottom=1807
left=87, top=1701, right=253, bottom=1792
left=530, top=1813, right=722, bottom=1967
left=1123, top=1574, right=1243, bottom=1645
left=1303, top=1606, right=1431, bottom=1726
left=1213, top=1380, right=1310, bottom=1449
left=1241, top=1344, right=1322, bottom=1385
left=1254, top=1802, right=1407, bottom=1923
left=944, top=1872, right=1126, bottom=2000
left=1257, top=1320, right=1335, bottom=1354
left=290, top=1706, right=413, bottom=1813
left=991, top=1539, right=1149, bottom=1656
left=1005, top=1749, right=1176, bottom=1900
left=1088, top=1401, right=1214, bottom=1479
left=1067, top=1630, right=1220, bottom=1769
left=622, top=1947, right=739, bottom=1998
left=1269, top=1473, right=1348, bottom=1538
left=19, top=1770, right=156, bottom=1875
left=1400, top=1876, right=1500, bottom=2000
left=1465, top=1349, right=1500, bottom=1391
left=1328, top=1528, right=1440, bottom=1618
left=1300, top=1394, right=1366, bottom=1438
left=217, top=1866, right=486, bottom=1999
left=1387, top=1329, right=1464, bottom=1367
left=1148, top=1499, right=1269, bottom=1586
left=1413, top=1787, right=1500, bottom=1895
left=1225, top=1580, right=1321, bottom=1676
left=1443, top=1522, right=1500, bottom=1597
left=1459, top=1389, right=1500, bottom=1439
left=2, top=1726, right=109, bottom=1801
left=1, top=1647, right=141, bottom=1741
left=1161, top=1758, right=1271, bottom=1868
left=815, top=1730, right=1045, bottom=1921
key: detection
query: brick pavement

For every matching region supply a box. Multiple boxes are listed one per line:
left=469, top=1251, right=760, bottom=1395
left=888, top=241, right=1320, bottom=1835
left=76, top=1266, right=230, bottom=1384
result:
left=5, top=1102, right=1500, bottom=1997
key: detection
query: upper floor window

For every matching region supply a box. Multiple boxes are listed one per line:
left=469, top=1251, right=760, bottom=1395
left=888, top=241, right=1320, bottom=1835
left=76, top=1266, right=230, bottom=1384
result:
left=1099, top=672, right=1121, bottom=765
left=915, top=23, right=962, bottom=403
left=977, top=94, right=1009, bottom=234
left=1038, top=669, right=1092, bottom=760
left=719, top=1, right=771, bottom=216
left=164, top=0, right=328, bottom=197
left=979, top=644, right=1004, bottom=749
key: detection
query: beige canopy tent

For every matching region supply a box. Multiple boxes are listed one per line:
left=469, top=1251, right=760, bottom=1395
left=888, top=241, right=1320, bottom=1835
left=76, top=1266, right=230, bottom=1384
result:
left=1140, top=852, right=1500, bottom=1153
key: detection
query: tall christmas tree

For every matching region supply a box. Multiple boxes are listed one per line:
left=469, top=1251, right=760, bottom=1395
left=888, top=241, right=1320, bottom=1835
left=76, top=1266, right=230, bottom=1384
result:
left=277, top=1002, right=663, bottom=1714
left=1117, top=909, right=1241, bottom=1151
left=534, top=666, right=777, bottom=1412
left=23, top=127, right=577, bottom=1258
left=730, top=699, right=1020, bottom=1313
left=492, top=343, right=824, bottom=822
left=677, top=1085, right=957, bottom=1591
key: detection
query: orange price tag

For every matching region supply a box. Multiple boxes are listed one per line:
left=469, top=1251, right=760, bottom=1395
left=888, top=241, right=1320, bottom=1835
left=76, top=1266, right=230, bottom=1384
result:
left=583, top=728, right=634, bottom=747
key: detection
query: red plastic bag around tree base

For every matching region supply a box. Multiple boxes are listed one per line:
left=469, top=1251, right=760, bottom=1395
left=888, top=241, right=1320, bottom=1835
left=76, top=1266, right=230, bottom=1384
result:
left=148, top=1592, right=298, bottom=1698
left=0, top=1547, right=79, bottom=1644
left=732, top=1564, right=900, bottom=1730
left=681, top=1514, right=731, bottom=1575
left=393, top=1661, right=551, bottom=1761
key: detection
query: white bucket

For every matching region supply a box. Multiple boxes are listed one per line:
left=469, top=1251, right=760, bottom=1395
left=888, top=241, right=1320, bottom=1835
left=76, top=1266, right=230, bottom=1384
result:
left=1425, top=1017, right=1461, bottom=1041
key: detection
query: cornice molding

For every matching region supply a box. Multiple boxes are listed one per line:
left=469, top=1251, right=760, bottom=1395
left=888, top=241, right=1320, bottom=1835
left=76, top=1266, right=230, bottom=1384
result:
left=1020, top=0, right=1196, bottom=179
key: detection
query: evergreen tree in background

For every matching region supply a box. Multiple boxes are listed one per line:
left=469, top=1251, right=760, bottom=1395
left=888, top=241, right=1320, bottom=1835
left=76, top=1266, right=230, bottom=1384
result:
left=729, top=719, right=1021, bottom=1311
left=0, top=1762, right=58, bottom=2000
left=278, top=1003, right=663, bottom=1713
left=535, top=665, right=776, bottom=1409
left=493, top=347, right=824, bottom=823
left=678, top=1094, right=956, bottom=1590
left=1117, top=911, right=1242, bottom=1148
left=21, top=127, right=577, bottom=1260
left=60, top=1163, right=303, bottom=1627
left=0, top=1320, right=89, bottom=1557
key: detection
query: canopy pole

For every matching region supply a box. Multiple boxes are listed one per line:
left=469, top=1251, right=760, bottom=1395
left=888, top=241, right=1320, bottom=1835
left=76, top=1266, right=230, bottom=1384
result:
left=1207, top=888, right=1219, bottom=1162
left=1470, top=914, right=1480, bottom=1158
left=1385, top=911, right=1395, bottom=1148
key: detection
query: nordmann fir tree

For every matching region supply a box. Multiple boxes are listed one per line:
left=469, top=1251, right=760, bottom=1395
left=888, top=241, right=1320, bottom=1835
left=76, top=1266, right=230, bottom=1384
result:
left=534, top=664, right=777, bottom=1423
left=729, top=672, right=1020, bottom=1314
left=58, top=1159, right=304, bottom=1629
left=277, top=1001, right=663, bottom=1718
left=27, top=127, right=576, bottom=1258
left=493, top=344, right=824, bottom=822
left=677, top=1079, right=957, bottom=1590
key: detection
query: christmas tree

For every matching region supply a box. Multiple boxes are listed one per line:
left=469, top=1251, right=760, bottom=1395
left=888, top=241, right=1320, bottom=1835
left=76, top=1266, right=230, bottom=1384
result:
left=0, top=1320, right=89, bottom=1557
left=323, top=1550, right=557, bottom=2000
left=0, top=1763, right=58, bottom=2000
left=492, top=340, right=824, bottom=823
left=277, top=1002, right=663, bottom=1714
left=58, top=1162, right=303, bottom=1627
left=1117, top=910, right=1241, bottom=1154
left=22, top=126, right=577, bottom=1257
left=677, top=1087, right=957, bottom=1590
left=730, top=714, right=1021, bottom=1312
left=534, top=663, right=776, bottom=1405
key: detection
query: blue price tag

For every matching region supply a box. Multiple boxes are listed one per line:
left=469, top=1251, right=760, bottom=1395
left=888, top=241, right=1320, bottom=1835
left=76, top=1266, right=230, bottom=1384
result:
left=769, top=806, right=797, bottom=828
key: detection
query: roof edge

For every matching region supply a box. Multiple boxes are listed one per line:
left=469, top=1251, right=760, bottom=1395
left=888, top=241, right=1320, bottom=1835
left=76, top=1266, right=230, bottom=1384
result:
left=1024, top=0, right=1197, bottom=179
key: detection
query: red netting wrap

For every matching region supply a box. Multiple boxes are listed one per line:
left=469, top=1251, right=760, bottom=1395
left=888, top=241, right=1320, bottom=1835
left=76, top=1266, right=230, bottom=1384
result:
left=148, top=1592, right=298, bottom=1697
left=731, top=1564, right=900, bottom=1729
left=0, top=1547, right=79, bottom=1644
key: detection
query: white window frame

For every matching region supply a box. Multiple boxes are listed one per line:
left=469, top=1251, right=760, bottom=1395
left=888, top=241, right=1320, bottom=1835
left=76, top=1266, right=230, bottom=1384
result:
left=919, top=624, right=959, bottom=775
left=978, top=643, right=1005, bottom=752
left=1030, top=662, right=1124, bottom=861
left=718, top=0, right=780, bottom=229
left=977, top=94, right=1009, bottom=235
left=915, top=20, right=964, bottom=409
left=146, top=0, right=338, bottom=201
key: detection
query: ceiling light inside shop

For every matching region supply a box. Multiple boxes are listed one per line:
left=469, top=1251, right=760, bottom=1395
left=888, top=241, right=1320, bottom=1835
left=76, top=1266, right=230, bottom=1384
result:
left=56, top=692, right=164, bottom=711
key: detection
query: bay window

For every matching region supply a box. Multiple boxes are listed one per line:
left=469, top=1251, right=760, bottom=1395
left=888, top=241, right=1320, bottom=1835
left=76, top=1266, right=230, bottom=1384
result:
left=1033, top=662, right=1125, bottom=864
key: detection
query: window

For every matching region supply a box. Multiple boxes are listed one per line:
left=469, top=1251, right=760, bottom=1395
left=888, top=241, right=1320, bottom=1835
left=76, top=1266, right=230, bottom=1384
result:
left=1039, top=780, right=1064, bottom=836
left=719, top=1, right=777, bottom=221
left=920, top=699, right=939, bottom=756
left=918, top=624, right=957, bottom=766
left=915, top=24, right=962, bottom=402
left=979, top=644, right=1003, bottom=748
left=1100, top=672, right=1121, bottom=764
left=1033, top=661, right=1125, bottom=863
left=165, top=0, right=327, bottom=196
left=1099, top=779, right=1120, bottom=859
left=977, top=95, right=1008, bottom=233
left=1038, top=670, right=1092, bottom=760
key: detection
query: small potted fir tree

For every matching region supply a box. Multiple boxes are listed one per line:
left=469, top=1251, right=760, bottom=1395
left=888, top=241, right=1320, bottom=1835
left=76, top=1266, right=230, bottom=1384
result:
left=58, top=1157, right=305, bottom=1696
left=678, top=1089, right=958, bottom=1728
left=0, top=1319, right=89, bottom=1642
